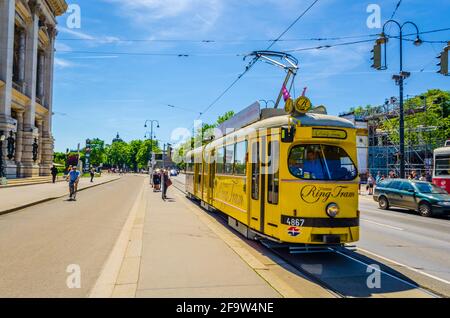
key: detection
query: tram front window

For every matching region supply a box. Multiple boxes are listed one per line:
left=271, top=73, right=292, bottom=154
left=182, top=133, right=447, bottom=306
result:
left=288, top=145, right=357, bottom=181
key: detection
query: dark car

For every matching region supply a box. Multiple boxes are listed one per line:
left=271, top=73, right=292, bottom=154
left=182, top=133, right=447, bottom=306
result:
left=373, top=179, right=450, bottom=217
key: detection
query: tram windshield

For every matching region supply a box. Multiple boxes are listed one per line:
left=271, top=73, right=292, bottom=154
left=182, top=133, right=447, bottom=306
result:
left=435, top=154, right=450, bottom=176
left=288, top=145, right=357, bottom=181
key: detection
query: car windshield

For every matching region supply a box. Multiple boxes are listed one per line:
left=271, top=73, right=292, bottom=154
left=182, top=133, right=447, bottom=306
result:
left=288, top=145, right=357, bottom=181
left=415, top=182, right=448, bottom=194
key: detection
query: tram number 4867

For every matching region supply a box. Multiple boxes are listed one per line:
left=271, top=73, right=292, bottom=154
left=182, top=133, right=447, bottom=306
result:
left=281, top=216, right=305, bottom=227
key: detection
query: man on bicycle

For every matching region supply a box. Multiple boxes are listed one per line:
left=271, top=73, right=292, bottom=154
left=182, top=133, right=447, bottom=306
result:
left=66, top=166, right=81, bottom=201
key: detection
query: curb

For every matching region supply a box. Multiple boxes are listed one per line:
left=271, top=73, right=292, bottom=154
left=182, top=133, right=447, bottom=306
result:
left=0, top=177, right=121, bottom=217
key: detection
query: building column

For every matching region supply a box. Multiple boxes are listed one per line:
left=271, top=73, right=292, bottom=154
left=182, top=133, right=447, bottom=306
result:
left=39, top=25, right=56, bottom=177
left=0, top=0, right=15, bottom=120
left=15, top=110, right=24, bottom=177
left=18, top=30, right=26, bottom=91
left=40, top=116, right=53, bottom=176
left=21, top=2, right=41, bottom=178
left=37, top=52, right=45, bottom=103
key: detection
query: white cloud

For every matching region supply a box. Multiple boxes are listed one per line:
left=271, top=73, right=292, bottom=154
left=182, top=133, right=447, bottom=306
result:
left=54, top=58, right=75, bottom=69
left=104, top=0, right=224, bottom=37
left=58, top=27, right=122, bottom=45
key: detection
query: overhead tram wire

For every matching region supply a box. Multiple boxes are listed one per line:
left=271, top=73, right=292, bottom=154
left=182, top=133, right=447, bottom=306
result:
left=48, top=27, right=450, bottom=58
left=28, top=27, right=450, bottom=58
left=55, top=27, right=449, bottom=45
left=196, top=0, right=321, bottom=121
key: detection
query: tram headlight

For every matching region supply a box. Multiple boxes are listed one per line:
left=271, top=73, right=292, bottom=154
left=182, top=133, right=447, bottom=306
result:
left=326, top=203, right=340, bottom=218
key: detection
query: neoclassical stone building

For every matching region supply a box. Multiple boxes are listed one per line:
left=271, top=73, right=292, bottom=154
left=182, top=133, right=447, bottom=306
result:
left=0, top=0, right=67, bottom=178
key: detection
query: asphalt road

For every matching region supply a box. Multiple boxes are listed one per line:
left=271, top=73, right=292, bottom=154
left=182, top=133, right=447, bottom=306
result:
left=358, top=197, right=450, bottom=283
left=0, top=175, right=145, bottom=297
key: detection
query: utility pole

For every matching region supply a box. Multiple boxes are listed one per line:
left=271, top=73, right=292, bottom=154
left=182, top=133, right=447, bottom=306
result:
left=372, top=20, right=423, bottom=179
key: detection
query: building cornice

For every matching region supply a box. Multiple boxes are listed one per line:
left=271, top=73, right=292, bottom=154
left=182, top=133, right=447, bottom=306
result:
left=44, top=0, right=68, bottom=17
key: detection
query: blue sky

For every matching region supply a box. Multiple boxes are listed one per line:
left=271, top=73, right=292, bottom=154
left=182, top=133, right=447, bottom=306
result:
left=53, top=0, right=450, bottom=152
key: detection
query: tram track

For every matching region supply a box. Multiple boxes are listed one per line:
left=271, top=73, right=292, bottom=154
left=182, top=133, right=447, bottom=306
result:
left=170, top=176, right=439, bottom=298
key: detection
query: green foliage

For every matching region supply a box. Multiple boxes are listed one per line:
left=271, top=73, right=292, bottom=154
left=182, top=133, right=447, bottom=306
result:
left=86, top=138, right=106, bottom=167
left=174, top=110, right=236, bottom=169
left=136, top=139, right=160, bottom=169
left=381, top=89, right=450, bottom=148
left=217, top=111, right=235, bottom=125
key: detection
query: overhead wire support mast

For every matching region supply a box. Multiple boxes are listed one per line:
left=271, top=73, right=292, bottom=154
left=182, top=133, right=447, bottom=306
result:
left=245, top=51, right=299, bottom=109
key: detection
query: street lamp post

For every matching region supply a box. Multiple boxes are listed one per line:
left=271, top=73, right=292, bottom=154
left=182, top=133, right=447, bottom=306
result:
left=144, top=120, right=160, bottom=184
left=380, top=20, right=422, bottom=179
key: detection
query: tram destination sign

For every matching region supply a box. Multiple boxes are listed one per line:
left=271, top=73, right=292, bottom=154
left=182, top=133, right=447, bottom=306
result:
left=312, top=128, right=347, bottom=139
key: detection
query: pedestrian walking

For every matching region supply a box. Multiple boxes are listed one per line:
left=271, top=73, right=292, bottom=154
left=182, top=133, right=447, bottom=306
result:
left=367, top=173, right=375, bottom=195
left=153, top=169, right=161, bottom=192
left=161, top=169, right=172, bottom=200
left=90, top=167, right=95, bottom=183
left=51, top=165, right=58, bottom=183
left=66, top=166, right=81, bottom=201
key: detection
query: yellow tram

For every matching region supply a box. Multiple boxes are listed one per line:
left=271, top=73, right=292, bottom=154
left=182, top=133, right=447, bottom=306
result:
left=185, top=100, right=359, bottom=245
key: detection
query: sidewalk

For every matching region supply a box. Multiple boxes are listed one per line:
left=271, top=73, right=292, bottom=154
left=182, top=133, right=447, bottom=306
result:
left=0, top=174, right=121, bottom=215
left=107, top=185, right=282, bottom=298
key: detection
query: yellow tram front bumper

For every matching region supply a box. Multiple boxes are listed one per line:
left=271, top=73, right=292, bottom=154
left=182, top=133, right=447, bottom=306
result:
left=278, top=225, right=359, bottom=244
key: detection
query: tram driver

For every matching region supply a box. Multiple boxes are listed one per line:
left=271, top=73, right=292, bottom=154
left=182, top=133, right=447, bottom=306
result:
left=303, top=150, right=325, bottom=180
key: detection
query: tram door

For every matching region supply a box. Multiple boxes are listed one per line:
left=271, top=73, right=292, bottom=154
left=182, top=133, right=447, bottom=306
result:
left=206, top=150, right=215, bottom=204
left=263, top=136, right=280, bottom=237
left=249, top=139, right=263, bottom=232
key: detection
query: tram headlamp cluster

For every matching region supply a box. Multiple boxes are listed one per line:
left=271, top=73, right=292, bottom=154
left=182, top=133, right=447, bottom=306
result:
left=326, top=203, right=340, bottom=218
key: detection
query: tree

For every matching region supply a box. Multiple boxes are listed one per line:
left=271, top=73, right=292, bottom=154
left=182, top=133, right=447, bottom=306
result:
left=128, top=140, right=143, bottom=172
left=106, top=141, right=130, bottom=168
left=86, top=138, right=106, bottom=167
left=381, top=89, right=450, bottom=149
left=217, top=111, right=235, bottom=125
left=136, top=140, right=160, bottom=169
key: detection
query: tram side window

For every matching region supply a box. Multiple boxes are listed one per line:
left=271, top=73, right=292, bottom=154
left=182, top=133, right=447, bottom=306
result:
left=251, top=142, right=260, bottom=200
left=235, top=141, right=247, bottom=175
left=267, top=141, right=279, bottom=205
left=216, top=147, right=225, bottom=174
left=186, top=155, right=194, bottom=172
left=225, top=144, right=235, bottom=174
left=435, top=155, right=450, bottom=176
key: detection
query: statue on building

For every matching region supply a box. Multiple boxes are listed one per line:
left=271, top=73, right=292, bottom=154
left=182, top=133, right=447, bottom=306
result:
left=32, top=138, right=39, bottom=162
left=7, top=131, right=15, bottom=160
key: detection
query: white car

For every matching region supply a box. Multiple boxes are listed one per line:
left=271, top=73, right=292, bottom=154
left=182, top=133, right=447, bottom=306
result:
left=170, top=169, right=178, bottom=176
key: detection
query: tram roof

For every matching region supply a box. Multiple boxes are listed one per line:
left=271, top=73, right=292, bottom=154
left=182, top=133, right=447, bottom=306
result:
left=186, top=103, right=355, bottom=156
left=434, top=147, right=450, bottom=155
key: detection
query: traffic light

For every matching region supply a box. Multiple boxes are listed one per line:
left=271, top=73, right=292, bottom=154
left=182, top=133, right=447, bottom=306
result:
left=371, top=38, right=386, bottom=70
left=437, top=43, right=449, bottom=76
left=371, top=41, right=381, bottom=69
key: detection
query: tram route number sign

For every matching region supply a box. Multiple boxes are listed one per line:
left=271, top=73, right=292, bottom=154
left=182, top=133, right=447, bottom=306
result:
left=281, top=216, right=305, bottom=227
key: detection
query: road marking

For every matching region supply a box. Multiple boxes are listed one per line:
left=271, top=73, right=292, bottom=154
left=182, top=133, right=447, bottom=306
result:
left=361, top=218, right=404, bottom=231
left=356, top=247, right=450, bottom=286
